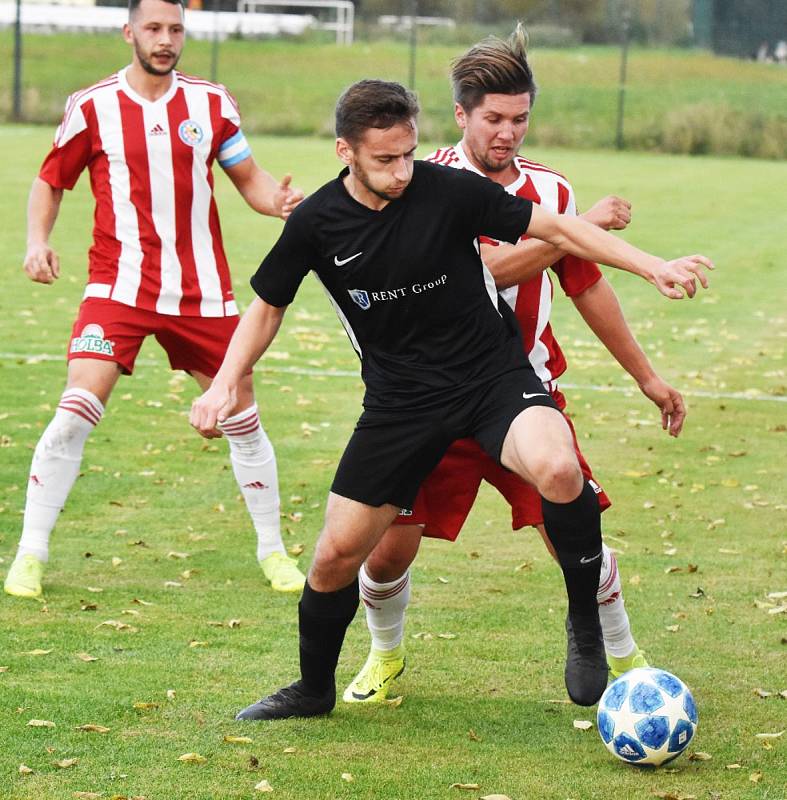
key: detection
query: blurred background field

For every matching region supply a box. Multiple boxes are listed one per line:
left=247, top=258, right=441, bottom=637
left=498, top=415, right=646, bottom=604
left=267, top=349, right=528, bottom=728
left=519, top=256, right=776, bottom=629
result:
left=2, top=0, right=787, bottom=157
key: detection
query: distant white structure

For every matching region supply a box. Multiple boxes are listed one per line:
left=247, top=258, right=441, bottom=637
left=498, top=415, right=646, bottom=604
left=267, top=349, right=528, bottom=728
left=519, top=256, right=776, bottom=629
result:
left=0, top=2, right=325, bottom=40
left=238, top=0, right=354, bottom=45
left=378, top=14, right=455, bottom=32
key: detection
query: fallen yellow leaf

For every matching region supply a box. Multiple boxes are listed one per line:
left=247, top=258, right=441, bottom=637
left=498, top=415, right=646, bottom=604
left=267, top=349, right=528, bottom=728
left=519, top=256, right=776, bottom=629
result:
left=450, top=784, right=480, bottom=790
left=23, top=648, right=53, bottom=656
left=177, top=753, right=206, bottom=763
left=341, top=772, right=353, bottom=782
left=749, top=772, right=763, bottom=784
left=75, top=724, right=110, bottom=733
left=18, top=764, right=33, bottom=775
left=385, top=695, right=404, bottom=707
left=254, top=779, right=273, bottom=792
left=688, top=751, right=712, bottom=761
left=283, top=747, right=297, bottom=754
left=54, top=758, right=78, bottom=768
left=223, top=735, right=253, bottom=744
left=573, top=720, right=593, bottom=731
left=27, top=719, right=56, bottom=728
left=133, top=702, right=160, bottom=710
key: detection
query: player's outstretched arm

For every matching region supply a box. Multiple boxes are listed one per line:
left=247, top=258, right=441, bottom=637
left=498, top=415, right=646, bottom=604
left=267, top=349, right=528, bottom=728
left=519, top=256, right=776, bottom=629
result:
left=526, top=204, right=714, bottom=299
left=572, top=277, right=686, bottom=436
left=190, top=297, right=287, bottom=438
left=224, top=157, right=304, bottom=220
left=24, top=177, right=64, bottom=285
left=482, top=195, right=632, bottom=290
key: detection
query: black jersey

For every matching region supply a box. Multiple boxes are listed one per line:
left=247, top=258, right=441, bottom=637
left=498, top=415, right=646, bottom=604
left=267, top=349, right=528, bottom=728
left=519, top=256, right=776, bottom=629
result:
left=251, top=160, right=533, bottom=412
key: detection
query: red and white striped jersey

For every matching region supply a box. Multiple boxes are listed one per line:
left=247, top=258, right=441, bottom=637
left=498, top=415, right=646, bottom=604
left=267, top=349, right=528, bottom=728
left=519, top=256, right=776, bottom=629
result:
left=426, top=142, right=602, bottom=386
left=39, top=67, right=253, bottom=317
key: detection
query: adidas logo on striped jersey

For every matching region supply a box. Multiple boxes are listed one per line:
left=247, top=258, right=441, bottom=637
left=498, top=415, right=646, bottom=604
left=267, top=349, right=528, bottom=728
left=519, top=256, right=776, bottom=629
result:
left=149, top=123, right=167, bottom=136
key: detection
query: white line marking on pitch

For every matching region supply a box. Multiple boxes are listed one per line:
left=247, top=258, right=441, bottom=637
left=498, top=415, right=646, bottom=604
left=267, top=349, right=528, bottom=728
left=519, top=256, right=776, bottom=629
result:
left=2, top=352, right=785, bottom=403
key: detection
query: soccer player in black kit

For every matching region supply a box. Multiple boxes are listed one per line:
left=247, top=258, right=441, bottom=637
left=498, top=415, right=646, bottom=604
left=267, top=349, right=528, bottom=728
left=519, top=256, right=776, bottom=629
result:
left=190, top=80, right=712, bottom=720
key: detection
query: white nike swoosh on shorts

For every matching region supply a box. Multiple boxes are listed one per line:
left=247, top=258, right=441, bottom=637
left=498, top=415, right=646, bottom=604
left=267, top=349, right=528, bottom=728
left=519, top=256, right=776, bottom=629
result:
left=522, top=391, right=549, bottom=399
left=334, top=252, right=363, bottom=266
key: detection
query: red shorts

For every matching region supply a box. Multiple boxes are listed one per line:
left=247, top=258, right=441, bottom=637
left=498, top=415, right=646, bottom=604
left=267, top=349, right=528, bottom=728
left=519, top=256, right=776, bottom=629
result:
left=395, top=389, right=611, bottom=540
left=67, top=298, right=239, bottom=377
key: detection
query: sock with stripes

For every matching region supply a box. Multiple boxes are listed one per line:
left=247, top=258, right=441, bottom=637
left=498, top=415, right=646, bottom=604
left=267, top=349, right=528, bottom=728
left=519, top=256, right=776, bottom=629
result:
left=219, top=404, right=285, bottom=562
left=359, top=563, right=411, bottom=651
left=597, top=543, right=637, bottom=657
left=17, top=388, right=104, bottom=562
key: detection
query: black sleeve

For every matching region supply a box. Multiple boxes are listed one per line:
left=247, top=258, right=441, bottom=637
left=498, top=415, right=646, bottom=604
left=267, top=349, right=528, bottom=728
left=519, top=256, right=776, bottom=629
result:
left=249, top=207, right=316, bottom=307
left=456, top=169, right=533, bottom=244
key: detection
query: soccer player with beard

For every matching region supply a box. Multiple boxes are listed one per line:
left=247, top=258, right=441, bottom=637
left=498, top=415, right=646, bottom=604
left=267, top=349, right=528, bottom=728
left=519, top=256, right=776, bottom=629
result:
left=190, top=78, right=711, bottom=719
left=3, top=0, right=306, bottom=599
left=342, top=25, right=688, bottom=705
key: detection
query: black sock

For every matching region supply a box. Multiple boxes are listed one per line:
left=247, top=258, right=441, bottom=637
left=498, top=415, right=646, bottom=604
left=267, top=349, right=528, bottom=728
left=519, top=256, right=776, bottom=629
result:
left=541, top=481, right=603, bottom=617
left=298, top=578, right=359, bottom=694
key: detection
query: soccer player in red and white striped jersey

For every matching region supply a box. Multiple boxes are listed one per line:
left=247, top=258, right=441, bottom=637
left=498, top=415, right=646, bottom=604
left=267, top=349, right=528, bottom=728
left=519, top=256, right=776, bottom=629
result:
left=3, top=0, right=306, bottom=599
left=345, top=25, right=692, bottom=704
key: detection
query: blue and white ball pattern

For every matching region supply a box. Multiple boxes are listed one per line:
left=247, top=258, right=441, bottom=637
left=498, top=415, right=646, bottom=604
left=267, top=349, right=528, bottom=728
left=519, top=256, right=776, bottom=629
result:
left=597, top=667, right=697, bottom=766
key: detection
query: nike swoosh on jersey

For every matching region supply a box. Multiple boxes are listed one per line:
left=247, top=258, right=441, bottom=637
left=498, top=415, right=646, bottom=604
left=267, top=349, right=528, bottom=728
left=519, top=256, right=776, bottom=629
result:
left=522, top=391, right=549, bottom=399
left=334, top=252, right=363, bottom=266
left=580, top=551, right=603, bottom=564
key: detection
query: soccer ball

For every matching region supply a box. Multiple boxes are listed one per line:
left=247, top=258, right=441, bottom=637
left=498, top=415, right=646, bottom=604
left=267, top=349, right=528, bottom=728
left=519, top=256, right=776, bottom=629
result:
left=597, top=667, right=697, bottom=766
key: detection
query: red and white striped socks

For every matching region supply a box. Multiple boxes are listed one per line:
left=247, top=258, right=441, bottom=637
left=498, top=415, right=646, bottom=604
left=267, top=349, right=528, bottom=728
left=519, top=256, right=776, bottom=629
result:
left=218, top=404, right=285, bottom=562
left=18, top=388, right=104, bottom=561
left=596, top=543, right=637, bottom=657
left=359, top=563, right=411, bottom=651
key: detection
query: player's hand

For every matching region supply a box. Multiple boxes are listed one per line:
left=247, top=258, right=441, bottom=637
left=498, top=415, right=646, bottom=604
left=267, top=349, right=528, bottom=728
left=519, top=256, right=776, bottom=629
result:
left=23, top=242, right=60, bottom=284
left=649, top=255, right=714, bottom=299
left=638, top=375, right=686, bottom=437
left=581, top=196, right=632, bottom=231
left=190, top=384, right=236, bottom=439
left=275, top=174, right=305, bottom=220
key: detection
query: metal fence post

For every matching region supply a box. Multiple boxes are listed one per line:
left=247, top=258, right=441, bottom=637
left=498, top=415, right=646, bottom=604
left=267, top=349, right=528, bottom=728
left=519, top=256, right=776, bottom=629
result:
left=615, top=7, right=631, bottom=150
left=13, top=0, right=23, bottom=120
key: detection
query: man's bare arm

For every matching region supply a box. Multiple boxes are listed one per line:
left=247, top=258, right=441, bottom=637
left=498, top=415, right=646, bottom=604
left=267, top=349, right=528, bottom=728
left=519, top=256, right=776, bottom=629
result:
left=224, top=157, right=304, bottom=220
left=24, top=177, right=64, bottom=284
left=526, top=204, right=713, bottom=299
left=484, top=195, right=632, bottom=289
left=190, top=297, right=287, bottom=437
left=572, top=277, right=686, bottom=436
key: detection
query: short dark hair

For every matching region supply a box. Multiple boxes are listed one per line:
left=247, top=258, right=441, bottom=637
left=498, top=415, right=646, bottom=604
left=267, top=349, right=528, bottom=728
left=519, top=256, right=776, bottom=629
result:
left=335, top=80, right=419, bottom=145
left=451, top=22, right=537, bottom=112
left=129, top=0, right=184, bottom=16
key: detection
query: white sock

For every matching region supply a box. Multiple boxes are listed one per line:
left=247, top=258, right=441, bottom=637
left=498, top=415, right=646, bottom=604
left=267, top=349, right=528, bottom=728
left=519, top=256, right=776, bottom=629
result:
left=597, top=543, right=637, bottom=657
left=360, top=563, right=410, bottom=652
left=219, top=404, right=284, bottom=562
left=18, top=388, right=104, bottom=562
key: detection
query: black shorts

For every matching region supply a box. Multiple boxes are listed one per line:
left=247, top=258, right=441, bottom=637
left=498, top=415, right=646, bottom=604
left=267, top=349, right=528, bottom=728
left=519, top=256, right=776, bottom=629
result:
left=331, top=365, right=559, bottom=509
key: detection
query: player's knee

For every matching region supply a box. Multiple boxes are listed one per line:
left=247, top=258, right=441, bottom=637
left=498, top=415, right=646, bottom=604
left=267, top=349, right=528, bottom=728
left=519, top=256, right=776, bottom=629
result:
left=312, top=534, right=365, bottom=588
left=533, top=455, right=583, bottom=503
left=365, top=549, right=409, bottom=583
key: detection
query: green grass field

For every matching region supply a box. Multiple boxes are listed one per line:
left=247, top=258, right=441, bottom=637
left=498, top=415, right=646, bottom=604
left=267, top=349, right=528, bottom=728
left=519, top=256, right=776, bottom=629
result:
left=2, top=32, right=787, bottom=156
left=0, top=127, right=786, bottom=800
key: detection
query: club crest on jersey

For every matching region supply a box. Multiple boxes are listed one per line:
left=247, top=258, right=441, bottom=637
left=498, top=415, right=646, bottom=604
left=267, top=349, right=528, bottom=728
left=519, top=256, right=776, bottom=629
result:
left=70, top=324, right=114, bottom=356
left=348, top=289, right=370, bottom=310
left=178, top=119, right=204, bottom=147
